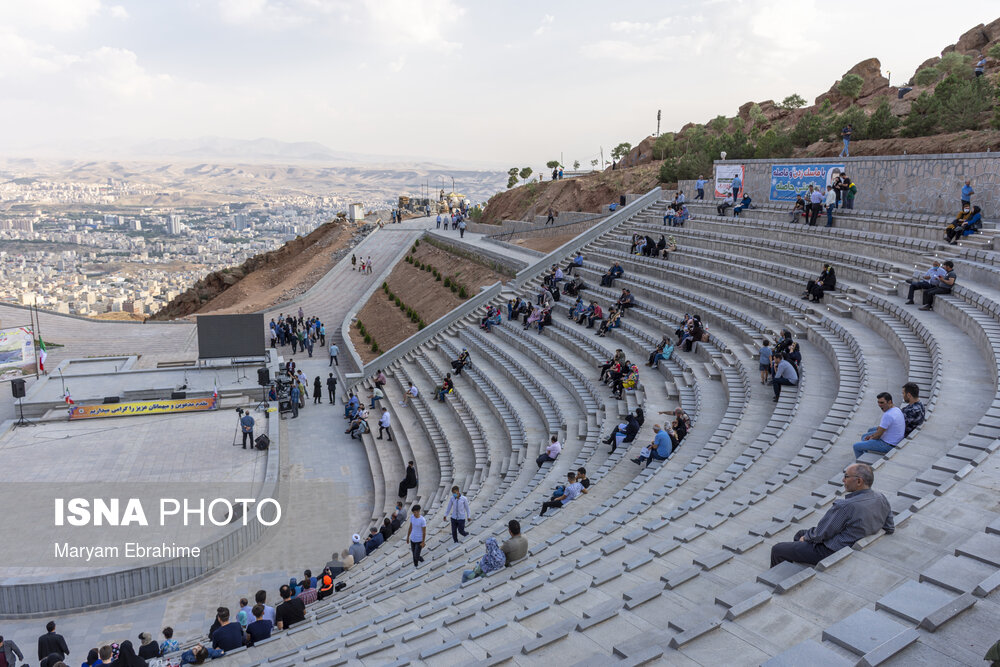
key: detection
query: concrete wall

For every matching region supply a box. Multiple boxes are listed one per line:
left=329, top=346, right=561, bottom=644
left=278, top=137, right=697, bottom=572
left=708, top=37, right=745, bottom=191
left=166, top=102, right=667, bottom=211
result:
left=711, top=153, right=1000, bottom=217
left=466, top=211, right=604, bottom=237
left=0, top=403, right=281, bottom=617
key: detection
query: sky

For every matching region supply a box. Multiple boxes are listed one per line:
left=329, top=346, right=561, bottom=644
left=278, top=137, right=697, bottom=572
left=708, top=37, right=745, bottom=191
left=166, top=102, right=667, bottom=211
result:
left=0, top=1, right=997, bottom=168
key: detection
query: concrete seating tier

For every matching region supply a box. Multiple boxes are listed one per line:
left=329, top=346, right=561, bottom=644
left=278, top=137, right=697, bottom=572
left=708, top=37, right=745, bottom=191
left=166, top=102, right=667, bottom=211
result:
left=186, top=191, right=1000, bottom=665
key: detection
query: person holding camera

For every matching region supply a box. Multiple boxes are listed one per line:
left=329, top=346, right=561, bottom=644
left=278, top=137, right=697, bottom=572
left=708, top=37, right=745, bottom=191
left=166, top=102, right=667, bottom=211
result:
left=240, top=410, right=255, bottom=450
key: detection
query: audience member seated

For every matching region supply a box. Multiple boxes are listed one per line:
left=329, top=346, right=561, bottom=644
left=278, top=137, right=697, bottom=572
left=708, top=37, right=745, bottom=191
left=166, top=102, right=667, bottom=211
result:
left=945, top=205, right=983, bottom=244
left=535, top=307, right=553, bottom=334
left=501, top=519, right=528, bottom=565
left=647, top=339, right=674, bottom=368
left=460, top=537, right=506, bottom=582
left=852, top=392, right=905, bottom=459
left=345, top=408, right=369, bottom=439
left=717, top=193, right=734, bottom=216
left=631, top=423, right=674, bottom=466
left=398, top=460, right=418, bottom=498
left=771, top=353, right=798, bottom=401
left=563, top=275, right=585, bottom=296
left=611, top=364, right=638, bottom=399
left=181, top=644, right=223, bottom=665
left=789, top=195, right=806, bottom=223
left=569, top=296, right=586, bottom=321
left=600, top=262, right=624, bottom=287
left=732, top=193, right=752, bottom=216
left=535, top=436, right=561, bottom=468
left=770, top=463, right=892, bottom=566
left=900, top=382, right=925, bottom=436
left=436, top=373, right=454, bottom=402
left=245, top=605, right=273, bottom=646
left=584, top=302, right=603, bottom=328
left=137, top=633, right=160, bottom=660
left=802, top=263, right=836, bottom=303
left=599, top=349, right=626, bottom=382
left=364, top=526, right=384, bottom=554
left=210, top=608, right=244, bottom=652
left=348, top=534, right=366, bottom=564
left=596, top=307, right=621, bottom=337
left=905, top=260, right=947, bottom=305
left=918, top=260, right=956, bottom=311
left=451, top=348, right=471, bottom=375
left=617, top=288, right=635, bottom=310
left=672, top=205, right=689, bottom=226
left=566, top=251, right=584, bottom=275
left=343, top=393, right=360, bottom=420
left=539, top=471, right=587, bottom=515
left=274, top=585, right=306, bottom=630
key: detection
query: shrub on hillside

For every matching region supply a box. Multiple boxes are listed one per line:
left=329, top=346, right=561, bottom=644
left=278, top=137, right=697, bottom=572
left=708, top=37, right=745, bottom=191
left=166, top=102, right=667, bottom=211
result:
left=458, top=286, right=468, bottom=298
left=838, top=73, right=864, bottom=100
left=780, top=93, right=807, bottom=109
left=443, top=277, right=451, bottom=288
left=866, top=98, right=900, bottom=139
left=914, top=67, right=939, bottom=86
left=937, top=75, right=994, bottom=132
left=902, top=91, right=940, bottom=137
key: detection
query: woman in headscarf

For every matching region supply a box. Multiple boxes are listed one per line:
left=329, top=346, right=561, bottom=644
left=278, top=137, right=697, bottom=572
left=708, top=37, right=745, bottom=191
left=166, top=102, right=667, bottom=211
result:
left=111, top=640, right=147, bottom=667
left=83, top=648, right=102, bottom=667
left=461, top=537, right=507, bottom=582
left=137, top=632, right=160, bottom=660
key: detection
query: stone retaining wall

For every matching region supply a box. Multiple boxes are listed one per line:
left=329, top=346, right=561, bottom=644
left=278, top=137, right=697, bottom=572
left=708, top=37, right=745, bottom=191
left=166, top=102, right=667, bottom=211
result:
left=711, top=153, right=1000, bottom=218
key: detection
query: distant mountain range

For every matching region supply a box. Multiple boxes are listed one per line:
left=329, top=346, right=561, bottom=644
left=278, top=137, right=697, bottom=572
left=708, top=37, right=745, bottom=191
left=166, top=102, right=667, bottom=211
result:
left=3, top=136, right=501, bottom=171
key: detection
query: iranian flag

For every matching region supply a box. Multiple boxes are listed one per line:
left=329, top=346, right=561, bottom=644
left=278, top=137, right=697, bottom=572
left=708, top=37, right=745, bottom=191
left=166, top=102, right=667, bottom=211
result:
left=64, top=389, right=74, bottom=405
left=38, top=337, right=47, bottom=373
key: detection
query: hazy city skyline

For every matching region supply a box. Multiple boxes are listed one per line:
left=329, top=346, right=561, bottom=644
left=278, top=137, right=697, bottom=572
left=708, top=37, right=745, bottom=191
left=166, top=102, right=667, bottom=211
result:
left=1, top=1, right=995, bottom=167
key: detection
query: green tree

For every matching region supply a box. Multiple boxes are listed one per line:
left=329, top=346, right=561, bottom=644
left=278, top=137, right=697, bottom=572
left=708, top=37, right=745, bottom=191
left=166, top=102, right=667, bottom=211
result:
left=754, top=129, right=793, bottom=158
left=519, top=167, right=532, bottom=184
left=790, top=114, right=825, bottom=147
left=937, top=75, right=994, bottom=132
left=506, top=167, right=519, bottom=189
left=866, top=98, right=900, bottom=139
left=546, top=160, right=560, bottom=169
left=835, top=106, right=868, bottom=140
left=838, top=73, right=864, bottom=100
left=901, top=91, right=939, bottom=137
left=780, top=93, right=807, bottom=109
left=709, top=115, right=729, bottom=132
left=611, top=142, right=632, bottom=161
left=938, top=52, right=972, bottom=77
left=651, top=133, right=678, bottom=159
left=590, top=158, right=599, bottom=169
left=989, top=44, right=1000, bottom=61
left=914, top=67, right=939, bottom=86
left=748, top=103, right=767, bottom=127
left=573, top=160, right=580, bottom=169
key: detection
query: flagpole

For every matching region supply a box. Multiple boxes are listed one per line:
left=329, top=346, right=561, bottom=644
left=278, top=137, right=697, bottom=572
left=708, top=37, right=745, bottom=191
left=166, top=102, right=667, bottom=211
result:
left=59, top=367, right=66, bottom=395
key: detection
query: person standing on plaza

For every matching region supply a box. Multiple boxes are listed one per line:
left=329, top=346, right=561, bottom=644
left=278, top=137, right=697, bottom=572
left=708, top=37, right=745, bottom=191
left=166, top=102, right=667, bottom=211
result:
left=313, top=376, right=322, bottom=404
left=326, top=373, right=337, bottom=404
left=240, top=410, right=255, bottom=450
left=329, top=342, right=339, bottom=366
left=443, top=486, right=471, bottom=543
left=290, top=383, right=300, bottom=418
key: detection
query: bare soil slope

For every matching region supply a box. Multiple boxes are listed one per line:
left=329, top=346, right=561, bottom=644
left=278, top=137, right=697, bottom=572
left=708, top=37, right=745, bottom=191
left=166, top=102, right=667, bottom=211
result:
left=350, top=243, right=508, bottom=363
left=149, top=219, right=366, bottom=320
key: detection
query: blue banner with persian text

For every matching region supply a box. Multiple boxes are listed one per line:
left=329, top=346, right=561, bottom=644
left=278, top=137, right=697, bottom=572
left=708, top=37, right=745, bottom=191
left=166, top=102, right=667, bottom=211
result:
left=769, top=164, right=845, bottom=201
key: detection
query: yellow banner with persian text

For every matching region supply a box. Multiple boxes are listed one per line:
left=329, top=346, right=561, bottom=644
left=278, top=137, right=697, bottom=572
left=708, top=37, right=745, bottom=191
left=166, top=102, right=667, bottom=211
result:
left=69, top=397, right=217, bottom=420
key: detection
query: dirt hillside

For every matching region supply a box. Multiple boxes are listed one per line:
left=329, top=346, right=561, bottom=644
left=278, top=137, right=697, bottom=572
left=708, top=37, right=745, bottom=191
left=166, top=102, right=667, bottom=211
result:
left=149, top=218, right=371, bottom=320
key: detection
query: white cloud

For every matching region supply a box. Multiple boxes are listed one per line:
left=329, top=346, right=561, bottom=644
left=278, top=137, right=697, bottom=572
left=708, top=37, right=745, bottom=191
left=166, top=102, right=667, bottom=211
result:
left=389, top=55, right=407, bottom=72
left=364, top=0, right=465, bottom=51
left=534, top=14, right=554, bottom=37
left=609, top=18, right=672, bottom=33
left=108, top=4, right=129, bottom=20
left=78, top=47, right=171, bottom=100
left=215, top=0, right=351, bottom=29
left=0, top=0, right=103, bottom=32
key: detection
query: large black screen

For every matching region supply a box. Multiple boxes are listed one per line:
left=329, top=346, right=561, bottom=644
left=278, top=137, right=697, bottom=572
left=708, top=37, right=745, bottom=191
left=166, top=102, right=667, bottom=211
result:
left=196, top=314, right=266, bottom=359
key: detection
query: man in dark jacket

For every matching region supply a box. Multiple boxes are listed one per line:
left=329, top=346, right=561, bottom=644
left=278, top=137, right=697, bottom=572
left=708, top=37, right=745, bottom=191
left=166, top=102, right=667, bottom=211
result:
left=1, top=635, right=24, bottom=667
left=37, top=622, right=69, bottom=663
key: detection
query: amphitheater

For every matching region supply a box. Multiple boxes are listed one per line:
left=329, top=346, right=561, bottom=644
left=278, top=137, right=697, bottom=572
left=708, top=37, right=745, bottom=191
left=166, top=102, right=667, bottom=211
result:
left=2, top=154, right=999, bottom=667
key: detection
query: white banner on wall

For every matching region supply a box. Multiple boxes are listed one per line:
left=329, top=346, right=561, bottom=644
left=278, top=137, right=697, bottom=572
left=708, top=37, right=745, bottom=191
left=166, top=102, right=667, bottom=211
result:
left=715, top=165, right=744, bottom=199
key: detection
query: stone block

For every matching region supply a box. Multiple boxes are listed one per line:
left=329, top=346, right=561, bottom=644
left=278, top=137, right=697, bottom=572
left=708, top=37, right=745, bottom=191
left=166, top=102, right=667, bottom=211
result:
left=662, top=564, right=701, bottom=589
left=875, top=580, right=955, bottom=624
left=693, top=549, right=734, bottom=571
left=757, top=561, right=808, bottom=588
left=919, top=555, right=997, bottom=593
left=955, top=532, right=1000, bottom=567
left=715, top=581, right=770, bottom=609
left=761, top=640, right=852, bottom=667
left=822, top=608, right=912, bottom=656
